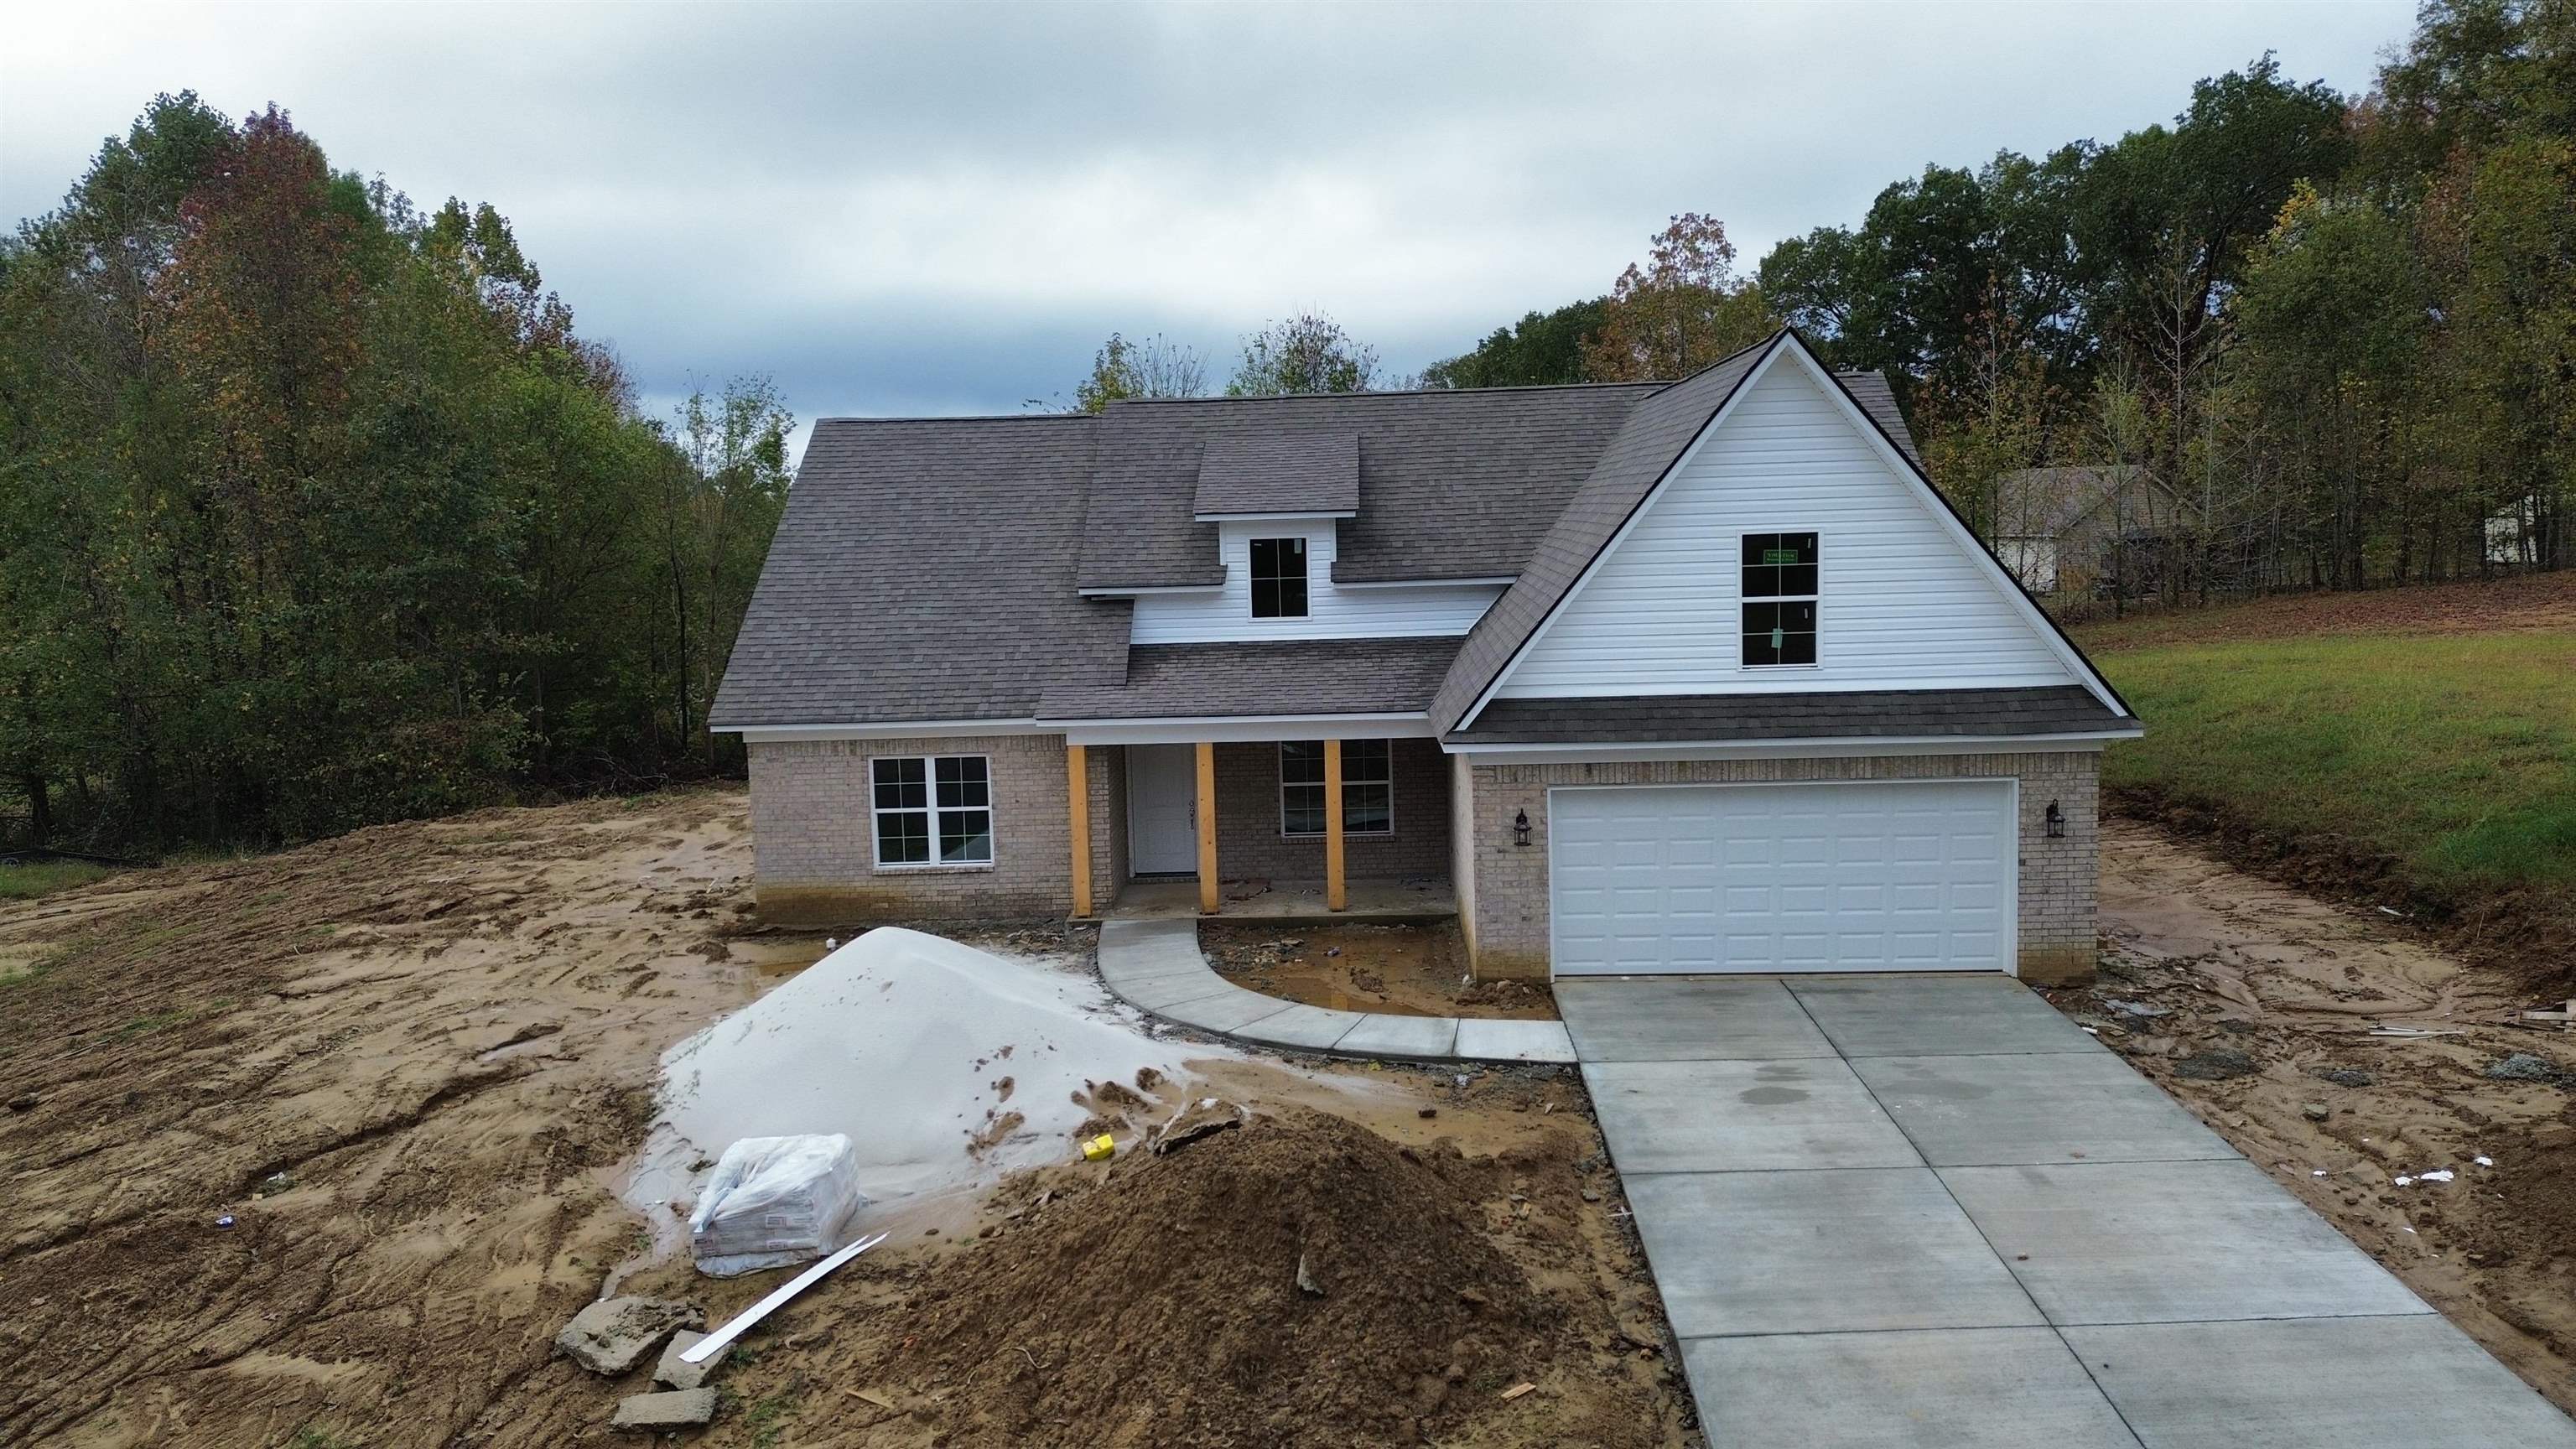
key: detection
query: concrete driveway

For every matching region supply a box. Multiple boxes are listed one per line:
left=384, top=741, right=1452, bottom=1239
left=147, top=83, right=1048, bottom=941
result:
left=1558, top=974, right=2576, bottom=1448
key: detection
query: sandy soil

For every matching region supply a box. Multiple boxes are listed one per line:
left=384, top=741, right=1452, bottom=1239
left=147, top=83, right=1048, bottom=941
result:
left=2075, top=569, right=2576, bottom=652
left=1202, top=922, right=1557, bottom=1021
left=0, top=790, right=1680, bottom=1447
left=2054, top=819, right=2576, bottom=1415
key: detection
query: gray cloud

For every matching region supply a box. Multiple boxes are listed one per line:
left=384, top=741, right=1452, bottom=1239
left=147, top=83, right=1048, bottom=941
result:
left=8, top=1, right=2412, bottom=460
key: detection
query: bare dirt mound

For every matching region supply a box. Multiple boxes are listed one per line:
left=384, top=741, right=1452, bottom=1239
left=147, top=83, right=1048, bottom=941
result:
left=847, top=1112, right=1589, bottom=1448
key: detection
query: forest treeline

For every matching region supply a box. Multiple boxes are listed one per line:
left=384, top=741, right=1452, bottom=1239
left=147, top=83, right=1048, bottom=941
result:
left=0, top=96, right=789, bottom=852
left=1418, top=0, right=2573, bottom=598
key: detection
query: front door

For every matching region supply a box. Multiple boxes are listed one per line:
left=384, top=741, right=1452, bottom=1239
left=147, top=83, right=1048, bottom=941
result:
left=1127, top=745, right=1198, bottom=875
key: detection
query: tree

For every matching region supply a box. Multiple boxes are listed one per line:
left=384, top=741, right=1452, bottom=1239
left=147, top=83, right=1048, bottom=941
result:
left=1421, top=298, right=1609, bottom=387
left=1585, top=213, right=1775, bottom=381
left=0, top=96, right=798, bottom=851
left=1226, top=311, right=1381, bottom=395
left=1071, top=331, right=1206, bottom=411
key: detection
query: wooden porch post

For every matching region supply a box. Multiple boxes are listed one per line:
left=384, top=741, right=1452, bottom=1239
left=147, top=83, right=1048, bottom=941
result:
left=1066, top=743, right=1092, bottom=919
left=1195, top=741, right=1219, bottom=915
left=1324, top=739, right=1347, bottom=911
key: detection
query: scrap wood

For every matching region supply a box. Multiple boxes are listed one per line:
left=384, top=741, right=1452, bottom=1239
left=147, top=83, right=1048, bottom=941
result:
left=682, top=1231, right=889, bottom=1364
left=1499, top=1382, right=1537, bottom=1401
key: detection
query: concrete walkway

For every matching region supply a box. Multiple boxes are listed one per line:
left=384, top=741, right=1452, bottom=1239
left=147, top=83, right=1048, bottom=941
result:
left=1095, top=917, right=1575, bottom=1064
left=1558, top=973, right=2576, bottom=1449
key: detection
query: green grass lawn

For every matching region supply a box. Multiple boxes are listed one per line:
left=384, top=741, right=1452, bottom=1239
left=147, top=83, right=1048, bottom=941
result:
left=0, top=860, right=115, bottom=901
left=2095, top=631, right=2576, bottom=908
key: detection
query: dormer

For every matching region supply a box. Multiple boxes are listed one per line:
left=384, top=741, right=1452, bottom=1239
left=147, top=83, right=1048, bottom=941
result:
left=1192, top=432, right=1359, bottom=523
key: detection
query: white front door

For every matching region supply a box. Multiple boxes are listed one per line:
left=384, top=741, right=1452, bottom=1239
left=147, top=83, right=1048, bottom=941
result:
left=1127, top=745, right=1198, bottom=875
left=1549, top=779, right=2016, bottom=976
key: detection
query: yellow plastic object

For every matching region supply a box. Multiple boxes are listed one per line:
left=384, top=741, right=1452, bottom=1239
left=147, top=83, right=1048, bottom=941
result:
left=1080, top=1133, right=1116, bottom=1162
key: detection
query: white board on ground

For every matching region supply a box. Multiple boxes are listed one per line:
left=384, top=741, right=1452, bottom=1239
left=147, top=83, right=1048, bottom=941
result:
left=629, top=927, right=1228, bottom=1231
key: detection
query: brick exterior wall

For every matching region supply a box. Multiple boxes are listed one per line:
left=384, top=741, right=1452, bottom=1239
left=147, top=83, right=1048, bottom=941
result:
left=1197, top=738, right=1452, bottom=883
left=747, top=733, right=1109, bottom=924
left=1457, top=750, right=2101, bottom=984
left=746, top=733, right=1447, bottom=925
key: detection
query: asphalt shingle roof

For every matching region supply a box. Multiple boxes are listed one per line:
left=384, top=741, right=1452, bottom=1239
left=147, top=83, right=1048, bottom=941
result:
left=1448, top=685, right=2137, bottom=744
left=708, top=415, right=1129, bottom=729
left=1036, top=636, right=1462, bottom=720
left=1193, top=432, right=1360, bottom=517
left=1077, top=384, right=1661, bottom=590
left=714, top=333, right=1946, bottom=730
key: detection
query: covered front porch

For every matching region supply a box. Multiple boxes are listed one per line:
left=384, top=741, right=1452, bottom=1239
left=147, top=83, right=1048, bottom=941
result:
left=1104, top=875, right=1457, bottom=924
left=1057, top=731, right=1455, bottom=923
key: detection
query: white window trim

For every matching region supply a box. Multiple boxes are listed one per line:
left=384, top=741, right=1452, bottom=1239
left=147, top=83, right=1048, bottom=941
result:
left=870, top=753, right=997, bottom=870
left=1248, top=536, right=1311, bottom=621
left=1278, top=740, right=1395, bottom=839
left=1738, top=527, right=1821, bottom=671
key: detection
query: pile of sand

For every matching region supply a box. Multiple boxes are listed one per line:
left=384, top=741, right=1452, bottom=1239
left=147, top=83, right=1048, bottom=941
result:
left=632, top=927, right=1221, bottom=1221
left=859, top=1111, right=1570, bottom=1448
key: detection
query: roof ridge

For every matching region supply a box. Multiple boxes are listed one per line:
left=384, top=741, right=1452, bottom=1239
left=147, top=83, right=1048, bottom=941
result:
left=1642, top=329, right=1790, bottom=399
left=809, top=412, right=1098, bottom=425
left=1109, top=379, right=1665, bottom=406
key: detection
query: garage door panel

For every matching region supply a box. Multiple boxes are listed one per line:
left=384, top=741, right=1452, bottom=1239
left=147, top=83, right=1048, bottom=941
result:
left=1551, top=780, right=2013, bottom=976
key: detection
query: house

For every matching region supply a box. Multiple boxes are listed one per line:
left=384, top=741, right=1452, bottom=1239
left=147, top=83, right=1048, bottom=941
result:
left=710, top=330, right=2140, bottom=984
left=1992, top=465, right=2194, bottom=595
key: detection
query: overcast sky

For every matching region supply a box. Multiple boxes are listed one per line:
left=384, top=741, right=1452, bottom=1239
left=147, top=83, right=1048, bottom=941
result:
left=7, top=2, right=2411, bottom=456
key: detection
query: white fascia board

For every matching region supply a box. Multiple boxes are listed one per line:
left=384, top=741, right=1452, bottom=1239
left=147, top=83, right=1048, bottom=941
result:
left=726, top=718, right=1045, bottom=742
left=1076, top=584, right=1223, bottom=598
left=1774, top=341, right=2132, bottom=719
left=1334, top=575, right=1517, bottom=590
left=1457, top=335, right=1789, bottom=732
left=1193, top=510, right=1356, bottom=522
left=1440, top=729, right=2137, bottom=764
left=1046, top=713, right=1434, bottom=745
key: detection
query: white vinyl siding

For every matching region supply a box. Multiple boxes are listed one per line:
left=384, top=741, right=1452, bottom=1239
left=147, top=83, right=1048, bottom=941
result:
left=1496, top=361, right=2075, bottom=699
left=1549, top=779, right=2015, bottom=975
left=1130, top=521, right=1506, bottom=644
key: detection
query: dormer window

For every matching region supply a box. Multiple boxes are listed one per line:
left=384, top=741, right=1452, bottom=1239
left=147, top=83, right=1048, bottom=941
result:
left=1741, top=531, right=1818, bottom=667
left=1250, top=537, right=1309, bottom=619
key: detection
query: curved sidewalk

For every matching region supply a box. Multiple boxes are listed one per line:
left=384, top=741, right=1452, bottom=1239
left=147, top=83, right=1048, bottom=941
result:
left=1096, top=917, right=1575, bottom=1065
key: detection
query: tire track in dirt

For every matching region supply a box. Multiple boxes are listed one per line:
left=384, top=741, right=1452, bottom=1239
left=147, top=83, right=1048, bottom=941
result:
left=2049, top=819, right=2576, bottom=1416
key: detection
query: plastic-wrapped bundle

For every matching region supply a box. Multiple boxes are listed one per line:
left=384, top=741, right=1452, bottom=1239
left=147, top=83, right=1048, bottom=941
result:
left=688, top=1134, right=868, bottom=1277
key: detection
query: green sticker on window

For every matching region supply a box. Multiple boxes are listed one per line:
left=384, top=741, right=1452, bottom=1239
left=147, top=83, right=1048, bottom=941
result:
left=1763, top=548, right=1800, bottom=564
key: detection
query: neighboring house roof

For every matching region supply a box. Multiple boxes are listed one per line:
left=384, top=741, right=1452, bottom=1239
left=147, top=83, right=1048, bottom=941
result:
left=708, top=415, right=1129, bottom=730
left=1036, top=636, right=1461, bottom=720
left=1192, top=432, right=1359, bottom=517
left=1449, top=685, right=2136, bottom=744
left=1993, top=465, right=2187, bottom=539
left=1426, top=334, right=1781, bottom=732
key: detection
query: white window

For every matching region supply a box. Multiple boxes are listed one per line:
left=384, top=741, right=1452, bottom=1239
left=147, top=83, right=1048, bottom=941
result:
left=1249, top=537, right=1309, bottom=619
left=1280, top=740, right=1392, bottom=836
left=871, top=755, right=994, bottom=867
left=1740, top=531, right=1819, bottom=667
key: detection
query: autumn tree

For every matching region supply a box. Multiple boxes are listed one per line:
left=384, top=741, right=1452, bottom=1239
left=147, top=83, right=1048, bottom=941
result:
left=1583, top=213, right=1776, bottom=382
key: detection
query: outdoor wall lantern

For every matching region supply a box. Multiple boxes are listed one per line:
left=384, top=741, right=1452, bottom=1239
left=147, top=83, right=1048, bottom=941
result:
left=2045, top=799, right=2066, bottom=839
left=1512, top=808, right=1532, bottom=848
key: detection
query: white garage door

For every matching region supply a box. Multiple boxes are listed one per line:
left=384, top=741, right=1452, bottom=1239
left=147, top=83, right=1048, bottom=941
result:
left=1550, top=780, right=2015, bottom=976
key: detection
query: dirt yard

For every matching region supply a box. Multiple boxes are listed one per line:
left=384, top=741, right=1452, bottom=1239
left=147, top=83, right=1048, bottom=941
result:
left=1202, top=922, right=1557, bottom=1020
left=2055, top=818, right=2576, bottom=1415
left=2074, top=569, right=2576, bottom=652
left=0, top=790, right=1683, bottom=1447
